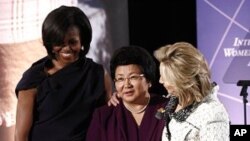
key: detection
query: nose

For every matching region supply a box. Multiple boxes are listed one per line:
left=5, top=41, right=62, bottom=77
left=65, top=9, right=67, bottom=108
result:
left=62, top=44, right=70, bottom=48
left=124, top=78, right=131, bottom=84
left=159, top=76, right=163, bottom=84
left=124, top=78, right=132, bottom=87
left=60, top=44, right=73, bottom=51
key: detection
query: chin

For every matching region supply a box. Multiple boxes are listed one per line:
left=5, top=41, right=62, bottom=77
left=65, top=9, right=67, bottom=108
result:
left=122, top=96, right=136, bottom=103
left=63, top=56, right=78, bottom=62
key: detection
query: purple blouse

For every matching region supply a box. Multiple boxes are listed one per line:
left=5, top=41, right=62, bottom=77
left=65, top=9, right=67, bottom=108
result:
left=86, top=94, right=167, bottom=141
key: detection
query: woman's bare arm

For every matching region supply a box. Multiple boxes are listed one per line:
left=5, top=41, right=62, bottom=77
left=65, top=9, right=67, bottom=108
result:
left=104, top=69, right=113, bottom=102
left=15, top=88, right=36, bottom=141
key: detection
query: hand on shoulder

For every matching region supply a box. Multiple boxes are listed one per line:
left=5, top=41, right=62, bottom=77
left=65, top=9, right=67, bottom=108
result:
left=107, top=91, right=120, bottom=107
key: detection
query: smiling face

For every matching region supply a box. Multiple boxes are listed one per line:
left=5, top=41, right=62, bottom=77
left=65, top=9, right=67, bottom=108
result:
left=114, top=64, right=151, bottom=104
left=52, top=26, right=82, bottom=66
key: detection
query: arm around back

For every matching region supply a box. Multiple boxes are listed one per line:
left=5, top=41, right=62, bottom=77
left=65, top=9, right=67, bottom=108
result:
left=104, top=68, right=112, bottom=102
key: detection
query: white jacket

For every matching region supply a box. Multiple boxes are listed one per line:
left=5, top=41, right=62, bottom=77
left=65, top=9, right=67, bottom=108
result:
left=162, top=86, right=230, bottom=141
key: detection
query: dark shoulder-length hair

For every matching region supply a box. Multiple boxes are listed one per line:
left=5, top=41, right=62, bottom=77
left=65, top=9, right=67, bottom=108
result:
left=110, top=45, right=156, bottom=84
left=42, top=5, right=92, bottom=58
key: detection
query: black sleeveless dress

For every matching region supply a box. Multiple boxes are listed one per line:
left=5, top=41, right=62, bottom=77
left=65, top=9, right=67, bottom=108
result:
left=16, top=56, right=106, bottom=141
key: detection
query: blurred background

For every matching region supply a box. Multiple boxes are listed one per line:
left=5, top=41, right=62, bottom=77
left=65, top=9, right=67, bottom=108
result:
left=1, top=0, right=249, bottom=141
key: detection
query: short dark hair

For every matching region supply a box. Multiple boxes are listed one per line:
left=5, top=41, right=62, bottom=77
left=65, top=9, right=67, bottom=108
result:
left=42, top=5, right=92, bottom=58
left=110, top=46, right=156, bottom=83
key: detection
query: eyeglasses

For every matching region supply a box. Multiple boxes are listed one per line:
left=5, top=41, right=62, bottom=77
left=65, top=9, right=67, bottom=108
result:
left=114, top=74, right=144, bottom=85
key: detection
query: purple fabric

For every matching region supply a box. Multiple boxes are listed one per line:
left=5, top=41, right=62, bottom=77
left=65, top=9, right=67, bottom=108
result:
left=86, top=95, right=167, bottom=141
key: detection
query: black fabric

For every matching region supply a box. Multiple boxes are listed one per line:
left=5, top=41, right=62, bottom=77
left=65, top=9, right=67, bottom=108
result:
left=164, top=96, right=178, bottom=140
left=15, top=56, right=106, bottom=141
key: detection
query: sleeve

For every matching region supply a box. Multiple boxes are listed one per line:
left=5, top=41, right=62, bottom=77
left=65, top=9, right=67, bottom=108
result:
left=199, top=104, right=230, bottom=141
left=200, top=121, right=229, bottom=141
left=15, top=57, right=47, bottom=96
left=91, top=62, right=107, bottom=107
left=86, top=109, right=103, bottom=141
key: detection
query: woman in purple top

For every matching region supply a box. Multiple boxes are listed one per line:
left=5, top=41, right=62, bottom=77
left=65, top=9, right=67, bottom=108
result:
left=86, top=46, right=167, bottom=141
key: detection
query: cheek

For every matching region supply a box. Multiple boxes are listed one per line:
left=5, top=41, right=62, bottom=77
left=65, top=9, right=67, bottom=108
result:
left=115, top=84, right=122, bottom=92
left=52, top=47, right=61, bottom=53
left=135, top=82, right=149, bottom=93
left=163, top=83, right=169, bottom=90
left=71, top=45, right=81, bottom=52
left=165, top=84, right=175, bottom=94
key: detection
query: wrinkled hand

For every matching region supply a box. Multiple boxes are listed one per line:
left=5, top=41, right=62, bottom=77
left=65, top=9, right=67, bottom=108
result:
left=107, top=91, right=120, bottom=106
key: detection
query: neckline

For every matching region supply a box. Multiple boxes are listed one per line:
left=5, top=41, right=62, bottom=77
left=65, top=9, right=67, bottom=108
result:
left=123, top=96, right=150, bottom=114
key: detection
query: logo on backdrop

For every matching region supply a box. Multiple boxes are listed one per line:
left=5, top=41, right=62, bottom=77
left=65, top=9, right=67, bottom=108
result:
left=223, top=35, right=250, bottom=84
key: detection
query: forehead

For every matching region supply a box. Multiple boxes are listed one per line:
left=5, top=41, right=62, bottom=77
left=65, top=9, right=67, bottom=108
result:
left=159, top=62, right=169, bottom=79
left=115, top=64, right=141, bottom=74
left=159, top=63, right=165, bottom=73
left=65, top=26, right=80, bottom=38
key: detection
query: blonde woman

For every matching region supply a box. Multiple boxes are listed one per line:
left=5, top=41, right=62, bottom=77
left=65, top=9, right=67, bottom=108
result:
left=154, top=42, right=229, bottom=141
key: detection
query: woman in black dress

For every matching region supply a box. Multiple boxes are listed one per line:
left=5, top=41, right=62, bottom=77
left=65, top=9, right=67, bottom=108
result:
left=15, top=6, right=112, bottom=141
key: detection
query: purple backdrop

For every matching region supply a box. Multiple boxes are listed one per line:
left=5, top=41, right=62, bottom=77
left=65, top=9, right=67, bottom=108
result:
left=197, top=0, right=250, bottom=124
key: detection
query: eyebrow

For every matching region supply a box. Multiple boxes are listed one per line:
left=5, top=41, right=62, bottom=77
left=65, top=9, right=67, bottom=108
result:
left=115, top=72, right=142, bottom=76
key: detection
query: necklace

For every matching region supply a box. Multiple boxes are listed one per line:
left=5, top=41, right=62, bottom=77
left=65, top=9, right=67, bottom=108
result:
left=123, top=96, right=150, bottom=114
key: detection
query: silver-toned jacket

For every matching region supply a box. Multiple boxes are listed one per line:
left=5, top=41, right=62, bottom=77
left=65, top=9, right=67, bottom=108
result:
left=162, top=86, right=230, bottom=141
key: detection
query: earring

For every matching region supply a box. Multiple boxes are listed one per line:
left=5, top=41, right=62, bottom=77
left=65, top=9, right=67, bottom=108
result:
left=149, top=83, right=152, bottom=87
left=81, top=46, right=84, bottom=51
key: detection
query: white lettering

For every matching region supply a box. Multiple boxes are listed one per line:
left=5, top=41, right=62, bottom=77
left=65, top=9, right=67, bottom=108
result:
left=241, top=129, right=247, bottom=135
left=224, top=48, right=250, bottom=57
left=233, top=37, right=250, bottom=47
left=234, top=129, right=247, bottom=136
left=224, top=48, right=235, bottom=57
left=234, top=129, right=241, bottom=136
left=233, top=37, right=239, bottom=46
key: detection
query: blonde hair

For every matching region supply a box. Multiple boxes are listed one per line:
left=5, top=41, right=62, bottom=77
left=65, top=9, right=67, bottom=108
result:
left=154, top=42, right=212, bottom=107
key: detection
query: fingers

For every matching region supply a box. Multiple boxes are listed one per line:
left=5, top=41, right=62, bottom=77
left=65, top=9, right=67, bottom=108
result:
left=107, top=92, right=120, bottom=107
left=107, top=100, right=112, bottom=106
left=113, top=91, right=120, bottom=104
